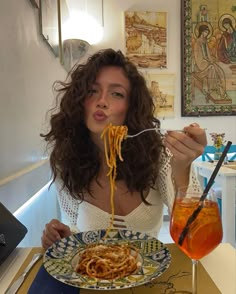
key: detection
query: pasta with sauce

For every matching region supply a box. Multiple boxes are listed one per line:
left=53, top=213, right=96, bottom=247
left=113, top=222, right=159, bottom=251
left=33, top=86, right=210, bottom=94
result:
left=75, top=243, right=139, bottom=279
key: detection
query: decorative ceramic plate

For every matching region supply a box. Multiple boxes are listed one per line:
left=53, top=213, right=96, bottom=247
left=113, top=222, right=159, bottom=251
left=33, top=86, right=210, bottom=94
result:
left=43, top=229, right=171, bottom=290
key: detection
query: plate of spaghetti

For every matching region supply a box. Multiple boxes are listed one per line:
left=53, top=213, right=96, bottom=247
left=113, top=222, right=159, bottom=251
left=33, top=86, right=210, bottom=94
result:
left=43, top=229, right=171, bottom=290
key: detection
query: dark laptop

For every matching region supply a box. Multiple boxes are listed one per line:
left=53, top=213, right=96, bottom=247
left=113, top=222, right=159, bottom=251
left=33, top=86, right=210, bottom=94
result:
left=0, top=202, right=28, bottom=265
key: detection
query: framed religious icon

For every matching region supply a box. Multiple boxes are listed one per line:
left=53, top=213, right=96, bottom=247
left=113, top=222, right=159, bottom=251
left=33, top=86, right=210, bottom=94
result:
left=181, top=0, right=236, bottom=116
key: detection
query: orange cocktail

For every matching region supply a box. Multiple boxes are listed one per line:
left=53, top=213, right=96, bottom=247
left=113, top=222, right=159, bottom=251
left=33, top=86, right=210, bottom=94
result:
left=170, top=198, right=223, bottom=260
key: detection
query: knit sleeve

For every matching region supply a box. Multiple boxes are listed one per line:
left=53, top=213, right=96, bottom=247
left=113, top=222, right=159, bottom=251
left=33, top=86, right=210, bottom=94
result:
left=55, top=181, right=80, bottom=233
left=157, top=148, right=202, bottom=214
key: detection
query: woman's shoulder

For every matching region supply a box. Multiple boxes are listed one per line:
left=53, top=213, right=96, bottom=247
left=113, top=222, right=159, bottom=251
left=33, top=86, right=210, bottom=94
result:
left=55, top=179, right=77, bottom=201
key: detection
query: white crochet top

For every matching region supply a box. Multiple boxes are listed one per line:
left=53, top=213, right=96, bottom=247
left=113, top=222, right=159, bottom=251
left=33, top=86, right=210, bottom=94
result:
left=56, top=152, right=200, bottom=239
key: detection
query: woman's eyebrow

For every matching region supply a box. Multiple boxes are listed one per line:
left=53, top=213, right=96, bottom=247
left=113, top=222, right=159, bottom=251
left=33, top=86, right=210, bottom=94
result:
left=93, top=82, right=129, bottom=93
left=108, top=83, right=129, bottom=92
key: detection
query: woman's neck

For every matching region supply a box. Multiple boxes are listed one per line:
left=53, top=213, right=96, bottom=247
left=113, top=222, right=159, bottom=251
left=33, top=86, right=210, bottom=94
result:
left=98, top=158, right=110, bottom=180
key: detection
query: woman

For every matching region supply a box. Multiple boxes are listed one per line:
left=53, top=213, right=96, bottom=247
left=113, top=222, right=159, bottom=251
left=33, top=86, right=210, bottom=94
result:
left=41, top=49, right=206, bottom=249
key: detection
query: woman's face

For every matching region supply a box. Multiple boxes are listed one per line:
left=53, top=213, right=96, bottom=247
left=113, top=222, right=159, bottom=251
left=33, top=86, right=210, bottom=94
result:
left=84, top=66, right=130, bottom=139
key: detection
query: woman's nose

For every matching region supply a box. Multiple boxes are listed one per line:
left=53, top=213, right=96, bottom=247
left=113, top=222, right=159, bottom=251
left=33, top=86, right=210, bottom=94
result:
left=96, top=91, right=109, bottom=109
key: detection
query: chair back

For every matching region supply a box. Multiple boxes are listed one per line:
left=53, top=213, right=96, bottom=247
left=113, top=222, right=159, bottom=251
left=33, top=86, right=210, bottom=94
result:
left=202, top=144, right=236, bottom=161
left=227, top=144, right=236, bottom=161
left=200, top=144, right=236, bottom=217
left=201, top=144, right=236, bottom=188
left=202, top=145, right=216, bottom=161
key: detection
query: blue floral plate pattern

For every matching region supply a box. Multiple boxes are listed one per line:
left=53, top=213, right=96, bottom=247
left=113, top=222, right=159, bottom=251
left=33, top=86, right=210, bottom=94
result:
left=43, top=229, right=171, bottom=290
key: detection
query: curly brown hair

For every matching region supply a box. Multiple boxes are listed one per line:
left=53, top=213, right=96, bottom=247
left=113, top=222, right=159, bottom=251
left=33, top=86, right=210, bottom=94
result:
left=41, top=48, right=165, bottom=203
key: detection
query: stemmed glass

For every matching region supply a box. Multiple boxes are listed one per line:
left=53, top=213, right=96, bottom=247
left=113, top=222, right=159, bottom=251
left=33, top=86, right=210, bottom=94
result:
left=170, top=186, right=223, bottom=294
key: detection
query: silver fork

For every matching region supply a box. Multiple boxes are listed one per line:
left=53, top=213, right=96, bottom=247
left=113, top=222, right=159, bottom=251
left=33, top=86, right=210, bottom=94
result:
left=126, top=128, right=184, bottom=138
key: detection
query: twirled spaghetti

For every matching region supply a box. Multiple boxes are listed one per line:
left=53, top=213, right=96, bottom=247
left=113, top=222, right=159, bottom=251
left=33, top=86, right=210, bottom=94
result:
left=100, top=123, right=128, bottom=238
left=75, top=243, right=139, bottom=279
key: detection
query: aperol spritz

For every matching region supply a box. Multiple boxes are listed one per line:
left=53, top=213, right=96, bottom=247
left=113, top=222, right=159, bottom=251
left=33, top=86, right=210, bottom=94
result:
left=170, top=186, right=223, bottom=293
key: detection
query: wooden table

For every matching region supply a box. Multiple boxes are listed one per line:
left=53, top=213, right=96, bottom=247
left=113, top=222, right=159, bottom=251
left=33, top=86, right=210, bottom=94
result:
left=1, top=243, right=235, bottom=294
left=193, top=161, right=236, bottom=247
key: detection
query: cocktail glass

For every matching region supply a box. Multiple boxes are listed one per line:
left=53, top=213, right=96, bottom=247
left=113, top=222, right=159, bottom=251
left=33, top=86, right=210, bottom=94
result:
left=170, top=186, right=223, bottom=293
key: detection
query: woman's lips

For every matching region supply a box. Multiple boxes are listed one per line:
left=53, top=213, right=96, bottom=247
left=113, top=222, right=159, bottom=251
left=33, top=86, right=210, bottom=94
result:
left=93, top=111, right=108, bottom=121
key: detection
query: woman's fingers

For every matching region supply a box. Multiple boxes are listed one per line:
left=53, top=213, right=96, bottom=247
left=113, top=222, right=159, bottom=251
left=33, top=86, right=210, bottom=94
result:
left=165, top=131, right=203, bottom=160
left=41, top=230, right=55, bottom=249
left=41, top=219, right=71, bottom=249
left=183, top=124, right=207, bottom=147
left=164, top=125, right=207, bottom=170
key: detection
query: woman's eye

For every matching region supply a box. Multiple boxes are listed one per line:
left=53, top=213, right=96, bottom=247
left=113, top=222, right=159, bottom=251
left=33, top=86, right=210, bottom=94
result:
left=112, top=92, right=125, bottom=98
left=88, top=89, right=98, bottom=95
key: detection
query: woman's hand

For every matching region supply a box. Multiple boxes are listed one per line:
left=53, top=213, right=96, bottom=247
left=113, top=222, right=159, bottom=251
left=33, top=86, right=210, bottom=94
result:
left=164, top=123, right=207, bottom=187
left=41, top=219, right=71, bottom=249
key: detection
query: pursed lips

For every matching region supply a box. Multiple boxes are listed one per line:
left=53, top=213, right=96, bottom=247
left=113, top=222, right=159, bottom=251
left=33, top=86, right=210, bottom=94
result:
left=93, top=110, right=108, bottom=121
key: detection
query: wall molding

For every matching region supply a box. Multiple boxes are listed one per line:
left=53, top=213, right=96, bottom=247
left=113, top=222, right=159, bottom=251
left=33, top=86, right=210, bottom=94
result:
left=0, top=159, right=48, bottom=187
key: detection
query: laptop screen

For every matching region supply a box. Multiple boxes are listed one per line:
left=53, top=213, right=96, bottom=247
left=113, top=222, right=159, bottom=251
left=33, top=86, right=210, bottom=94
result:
left=0, top=202, right=28, bottom=265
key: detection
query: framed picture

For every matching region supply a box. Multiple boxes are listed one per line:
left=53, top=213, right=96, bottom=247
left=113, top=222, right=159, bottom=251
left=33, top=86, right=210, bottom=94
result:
left=181, top=0, right=236, bottom=116
left=124, top=11, right=167, bottom=69
left=39, top=0, right=59, bottom=57
left=30, top=0, right=40, bottom=8
left=144, top=73, right=176, bottom=118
